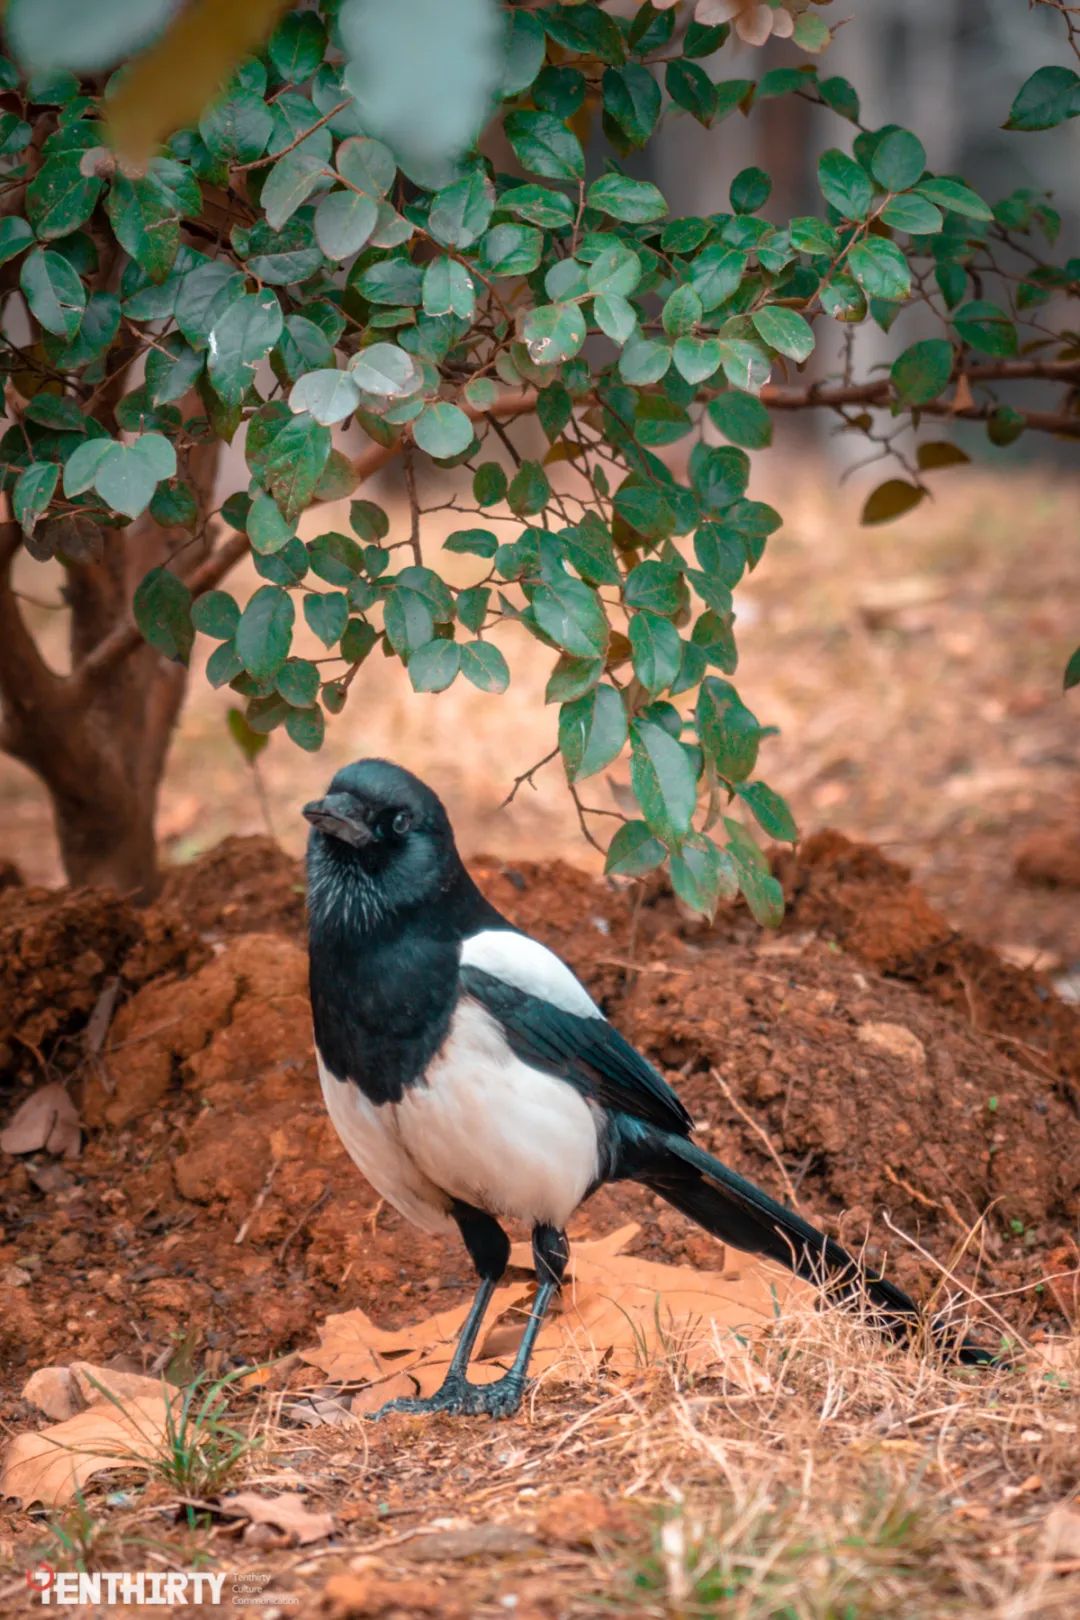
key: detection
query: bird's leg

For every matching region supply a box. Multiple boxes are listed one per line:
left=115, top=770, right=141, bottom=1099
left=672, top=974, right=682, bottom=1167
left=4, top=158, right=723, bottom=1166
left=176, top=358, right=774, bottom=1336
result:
left=369, top=1205, right=509, bottom=1419
left=458, top=1224, right=569, bottom=1419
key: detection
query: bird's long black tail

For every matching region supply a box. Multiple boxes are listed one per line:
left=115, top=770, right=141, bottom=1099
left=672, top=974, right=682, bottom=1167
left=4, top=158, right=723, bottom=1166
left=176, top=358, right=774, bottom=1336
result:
left=615, top=1119, right=992, bottom=1366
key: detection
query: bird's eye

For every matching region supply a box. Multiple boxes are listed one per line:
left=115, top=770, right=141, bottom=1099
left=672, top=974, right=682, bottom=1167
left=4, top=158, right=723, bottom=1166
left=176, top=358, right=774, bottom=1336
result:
left=392, top=810, right=412, bottom=836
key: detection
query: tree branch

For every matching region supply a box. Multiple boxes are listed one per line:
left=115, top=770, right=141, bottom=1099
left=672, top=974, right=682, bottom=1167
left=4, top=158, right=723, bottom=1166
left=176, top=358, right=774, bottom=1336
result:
left=58, top=355, right=1080, bottom=692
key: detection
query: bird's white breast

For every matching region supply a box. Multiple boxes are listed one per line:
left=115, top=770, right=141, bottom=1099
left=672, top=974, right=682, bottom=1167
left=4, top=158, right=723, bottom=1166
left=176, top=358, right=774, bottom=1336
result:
left=317, top=995, right=602, bottom=1234
left=395, top=997, right=601, bottom=1229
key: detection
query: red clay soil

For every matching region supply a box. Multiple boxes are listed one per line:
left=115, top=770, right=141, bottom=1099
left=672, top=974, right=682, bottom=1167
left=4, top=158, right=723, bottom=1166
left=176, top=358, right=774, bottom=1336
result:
left=1, top=833, right=1078, bottom=1403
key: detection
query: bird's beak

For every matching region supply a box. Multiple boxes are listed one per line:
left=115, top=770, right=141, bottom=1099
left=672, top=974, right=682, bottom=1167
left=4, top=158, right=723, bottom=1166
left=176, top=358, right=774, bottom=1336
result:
left=302, top=793, right=372, bottom=847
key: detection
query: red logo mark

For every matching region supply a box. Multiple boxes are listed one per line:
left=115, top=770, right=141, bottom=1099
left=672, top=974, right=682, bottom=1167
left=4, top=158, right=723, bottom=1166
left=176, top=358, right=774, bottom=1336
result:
left=26, top=1562, right=55, bottom=1591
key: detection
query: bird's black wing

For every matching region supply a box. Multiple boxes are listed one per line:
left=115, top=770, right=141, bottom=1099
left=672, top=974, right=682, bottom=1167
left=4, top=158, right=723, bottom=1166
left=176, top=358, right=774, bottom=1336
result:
left=459, top=963, right=693, bottom=1137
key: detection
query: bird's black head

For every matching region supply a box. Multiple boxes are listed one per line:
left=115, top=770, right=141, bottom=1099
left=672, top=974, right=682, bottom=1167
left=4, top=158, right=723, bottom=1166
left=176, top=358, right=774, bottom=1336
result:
left=304, top=759, right=459, bottom=935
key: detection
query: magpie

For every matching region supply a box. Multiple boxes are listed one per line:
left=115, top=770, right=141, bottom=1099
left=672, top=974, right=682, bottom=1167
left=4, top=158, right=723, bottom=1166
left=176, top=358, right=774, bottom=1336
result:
left=304, top=758, right=991, bottom=1418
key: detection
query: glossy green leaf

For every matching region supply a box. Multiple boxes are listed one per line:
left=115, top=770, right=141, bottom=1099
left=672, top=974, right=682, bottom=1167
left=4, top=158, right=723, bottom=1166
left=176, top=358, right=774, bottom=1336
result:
left=559, top=684, right=627, bottom=782
left=630, top=718, right=696, bottom=846
left=890, top=338, right=953, bottom=406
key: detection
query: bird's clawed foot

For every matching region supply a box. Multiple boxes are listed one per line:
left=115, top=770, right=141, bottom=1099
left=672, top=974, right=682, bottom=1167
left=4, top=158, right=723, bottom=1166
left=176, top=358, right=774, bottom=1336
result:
left=368, top=1371, right=527, bottom=1421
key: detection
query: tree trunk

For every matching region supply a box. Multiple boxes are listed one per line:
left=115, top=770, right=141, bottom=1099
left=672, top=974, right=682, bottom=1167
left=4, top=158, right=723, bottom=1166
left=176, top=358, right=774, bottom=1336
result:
left=0, top=429, right=221, bottom=900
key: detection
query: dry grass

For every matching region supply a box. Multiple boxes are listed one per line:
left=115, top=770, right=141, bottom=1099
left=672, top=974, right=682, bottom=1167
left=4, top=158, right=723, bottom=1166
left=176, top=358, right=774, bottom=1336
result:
left=6, top=1297, right=1077, bottom=1618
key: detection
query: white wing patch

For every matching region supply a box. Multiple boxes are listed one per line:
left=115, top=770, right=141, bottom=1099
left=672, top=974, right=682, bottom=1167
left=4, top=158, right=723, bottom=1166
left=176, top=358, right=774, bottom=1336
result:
left=460, top=929, right=601, bottom=1018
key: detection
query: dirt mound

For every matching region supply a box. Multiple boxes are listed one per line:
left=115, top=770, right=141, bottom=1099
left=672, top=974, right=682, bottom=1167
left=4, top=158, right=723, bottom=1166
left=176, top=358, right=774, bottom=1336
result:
left=774, top=831, right=1080, bottom=1093
left=157, top=834, right=306, bottom=939
left=0, top=884, right=205, bottom=1086
left=1, top=833, right=1078, bottom=1383
left=1014, top=824, right=1080, bottom=891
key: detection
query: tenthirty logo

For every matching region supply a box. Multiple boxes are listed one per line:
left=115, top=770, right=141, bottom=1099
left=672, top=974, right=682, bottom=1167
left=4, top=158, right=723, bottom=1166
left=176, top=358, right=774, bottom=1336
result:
left=30, top=1569, right=226, bottom=1606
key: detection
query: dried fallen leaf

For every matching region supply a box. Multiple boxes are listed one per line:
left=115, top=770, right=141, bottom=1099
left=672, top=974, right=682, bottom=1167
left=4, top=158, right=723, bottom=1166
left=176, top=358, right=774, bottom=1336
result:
left=1, top=1082, right=81, bottom=1158
left=300, top=1224, right=813, bottom=1407
left=21, top=1362, right=162, bottom=1424
left=1, top=1393, right=171, bottom=1507
left=220, top=1490, right=335, bottom=1546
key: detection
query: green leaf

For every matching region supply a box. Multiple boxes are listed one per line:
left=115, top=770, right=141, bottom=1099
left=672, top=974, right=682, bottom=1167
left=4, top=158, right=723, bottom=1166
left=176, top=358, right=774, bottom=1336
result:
left=619, top=334, right=671, bottom=385
left=384, top=585, right=435, bottom=655
left=191, top=590, right=239, bottom=641
left=207, top=290, right=284, bottom=406
left=707, top=392, right=772, bottom=450
left=890, top=338, right=953, bottom=406
left=13, top=461, right=58, bottom=534
left=731, top=850, right=784, bottom=928
left=1004, top=66, right=1080, bottom=132
left=587, top=173, right=667, bottom=223
left=150, top=479, right=197, bottom=530
left=603, top=63, right=660, bottom=145
left=133, top=566, right=192, bottom=664
left=257, top=411, right=331, bottom=523
left=665, top=59, right=717, bottom=126
left=106, top=170, right=183, bottom=282
left=952, top=299, right=1017, bottom=357
left=508, top=461, right=551, bottom=517
left=349, top=341, right=423, bottom=398
left=625, top=560, right=684, bottom=617
left=531, top=573, right=608, bottom=658
left=460, top=640, right=509, bottom=692
left=690, top=444, right=750, bottom=514
left=473, top=462, right=508, bottom=506
left=309, top=531, right=363, bottom=585
left=847, top=238, right=911, bottom=301
left=428, top=169, right=494, bottom=248
left=603, top=817, right=665, bottom=879
left=498, top=184, right=575, bottom=229
left=504, top=109, right=585, bottom=181
left=587, top=243, right=642, bottom=298
left=26, top=155, right=102, bottom=239
left=285, top=704, right=325, bottom=752
left=697, top=678, right=762, bottom=783
left=870, top=129, right=926, bottom=192
left=860, top=479, right=925, bottom=525
left=559, top=684, right=628, bottom=782
left=789, top=216, right=840, bottom=257
left=0, top=215, right=33, bottom=268
left=662, top=284, right=703, bottom=338
left=407, top=639, right=460, bottom=693
left=914, top=176, right=992, bottom=222
left=736, top=780, right=798, bottom=843
left=730, top=166, right=771, bottom=215
left=95, top=434, right=176, bottom=519
left=630, top=718, right=696, bottom=846
left=289, top=368, right=362, bottom=427
left=629, top=612, right=682, bottom=694
left=1064, top=646, right=1080, bottom=692
left=227, top=704, right=269, bottom=759
left=689, top=244, right=748, bottom=311
left=445, top=528, right=498, bottom=558
left=63, top=436, right=114, bottom=497
left=479, top=223, right=543, bottom=276
left=268, top=10, right=326, bottom=82
left=304, top=590, right=349, bottom=648
left=594, top=292, right=637, bottom=345
left=247, top=491, right=296, bottom=556
left=20, top=248, right=85, bottom=339
left=819, top=75, right=860, bottom=122
left=146, top=336, right=203, bottom=405
left=261, top=150, right=326, bottom=231
left=236, top=584, right=294, bottom=679
left=750, top=305, right=815, bottom=363
left=669, top=837, right=733, bottom=920
left=315, top=188, right=378, bottom=259
left=523, top=302, right=587, bottom=366
left=673, top=336, right=722, bottom=385
left=817, top=149, right=872, bottom=219
left=199, top=89, right=274, bottom=164
left=880, top=193, right=943, bottom=234
left=277, top=657, right=321, bottom=709
left=422, top=256, right=477, bottom=320
left=414, top=402, right=473, bottom=459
